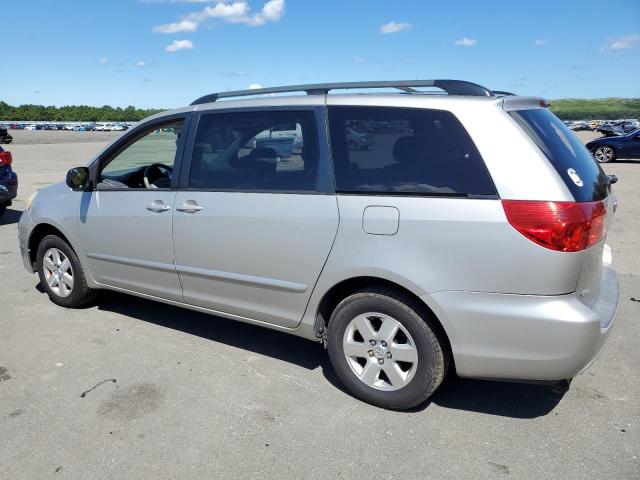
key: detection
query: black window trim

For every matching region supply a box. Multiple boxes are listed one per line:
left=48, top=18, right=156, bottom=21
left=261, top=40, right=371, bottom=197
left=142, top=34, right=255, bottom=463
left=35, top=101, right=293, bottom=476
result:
left=88, top=112, right=192, bottom=192
left=178, top=105, right=335, bottom=195
left=326, top=105, right=499, bottom=200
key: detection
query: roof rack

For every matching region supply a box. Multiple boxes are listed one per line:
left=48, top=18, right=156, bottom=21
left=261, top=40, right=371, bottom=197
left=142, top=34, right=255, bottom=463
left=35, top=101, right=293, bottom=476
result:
left=190, top=79, right=498, bottom=105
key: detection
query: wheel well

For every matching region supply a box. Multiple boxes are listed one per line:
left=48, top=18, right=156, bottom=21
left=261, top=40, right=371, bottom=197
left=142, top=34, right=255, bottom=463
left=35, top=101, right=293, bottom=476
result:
left=28, top=224, right=73, bottom=269
left=316, top=276, right=454, bottom=368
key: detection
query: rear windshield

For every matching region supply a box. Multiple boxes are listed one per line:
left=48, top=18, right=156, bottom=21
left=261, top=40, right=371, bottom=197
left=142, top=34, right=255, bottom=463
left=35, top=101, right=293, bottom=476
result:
left=509, top=109, right=610, bottom=202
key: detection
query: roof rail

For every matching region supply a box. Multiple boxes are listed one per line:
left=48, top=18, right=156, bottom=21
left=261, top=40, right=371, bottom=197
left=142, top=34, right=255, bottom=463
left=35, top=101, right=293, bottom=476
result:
left=190, top=79, right=495, bottom=105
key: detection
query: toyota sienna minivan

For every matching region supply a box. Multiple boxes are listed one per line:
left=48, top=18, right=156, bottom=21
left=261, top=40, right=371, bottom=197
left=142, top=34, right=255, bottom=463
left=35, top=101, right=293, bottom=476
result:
left=19, top=80, right=619, bottom=409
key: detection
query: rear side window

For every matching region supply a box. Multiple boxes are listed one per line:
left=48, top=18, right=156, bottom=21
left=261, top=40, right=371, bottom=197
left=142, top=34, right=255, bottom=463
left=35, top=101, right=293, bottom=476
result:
left=190, top=110, right=319, bottom=192
left=327, top=106, right=496, bottom=197
left=509, top=109, right=609, bottom=202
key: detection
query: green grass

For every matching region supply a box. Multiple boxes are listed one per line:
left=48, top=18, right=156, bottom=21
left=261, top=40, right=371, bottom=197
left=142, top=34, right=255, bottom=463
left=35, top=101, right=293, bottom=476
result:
left=549, top=98, right=640, bottom=120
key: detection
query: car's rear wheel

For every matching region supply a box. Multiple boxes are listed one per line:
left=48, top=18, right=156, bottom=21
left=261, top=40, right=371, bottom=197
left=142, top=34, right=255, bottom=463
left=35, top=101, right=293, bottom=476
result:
left=36, top=235, right=96, bottom=308
left=593, top=145, right=616, bottom=163
left=327, top=287, right=448, bottom=409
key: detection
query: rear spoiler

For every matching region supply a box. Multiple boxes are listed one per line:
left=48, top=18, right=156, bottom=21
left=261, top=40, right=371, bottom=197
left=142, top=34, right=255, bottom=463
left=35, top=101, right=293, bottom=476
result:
left=501, top=96, right=549, bottom=111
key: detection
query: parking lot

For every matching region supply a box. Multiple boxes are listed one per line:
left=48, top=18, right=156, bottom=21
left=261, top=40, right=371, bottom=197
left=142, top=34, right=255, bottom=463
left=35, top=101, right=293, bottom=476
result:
left=1, top=130, right=638, bottom=479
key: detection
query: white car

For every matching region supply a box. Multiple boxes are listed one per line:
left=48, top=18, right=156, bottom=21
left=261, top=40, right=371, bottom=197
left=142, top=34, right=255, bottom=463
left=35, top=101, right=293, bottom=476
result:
left=25, top=124, right=36, bottom=131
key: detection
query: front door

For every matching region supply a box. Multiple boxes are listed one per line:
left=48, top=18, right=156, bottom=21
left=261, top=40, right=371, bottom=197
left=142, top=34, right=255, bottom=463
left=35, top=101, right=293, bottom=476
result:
left=77, top=118, right=187, bottom=300
left=172, top=108, right=338, bottom=328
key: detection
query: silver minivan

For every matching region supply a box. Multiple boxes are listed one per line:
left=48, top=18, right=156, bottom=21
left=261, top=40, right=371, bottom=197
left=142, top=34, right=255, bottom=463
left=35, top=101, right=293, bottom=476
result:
left=18, top=80, right=619, bottom=409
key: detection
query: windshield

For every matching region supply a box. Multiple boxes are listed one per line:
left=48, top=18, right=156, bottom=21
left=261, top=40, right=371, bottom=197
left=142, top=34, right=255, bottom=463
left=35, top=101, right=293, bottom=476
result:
left=626, top=128, right=640, bottom=137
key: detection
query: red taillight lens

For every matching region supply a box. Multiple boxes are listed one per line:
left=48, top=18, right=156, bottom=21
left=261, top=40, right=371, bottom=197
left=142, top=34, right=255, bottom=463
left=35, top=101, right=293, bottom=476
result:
left=0, top=151, right=11, bottom=166
left=502, top=200, right=606, bottom=252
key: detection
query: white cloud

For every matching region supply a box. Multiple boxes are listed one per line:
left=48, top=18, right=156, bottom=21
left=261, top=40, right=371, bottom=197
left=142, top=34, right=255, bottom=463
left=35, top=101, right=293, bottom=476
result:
left=154, top=0, right=285, bottom=33
left=533, top=38, right=550, bottom=46
left=601, top=33, right=640, bottom=51
left=165, top=39, right=195, bottom=52
left=453, top=36, right=477, bottom=47
left=98, top=57, right=110, bottom=65
left=153, top=19, right=199, bottom=33
left=249, top=83, right=262, bottom=89
left=380, top=21, right=411, bottom=34
left=136, top=61, right=146, bottom=67
left=260, top=0, right=285, bottom=22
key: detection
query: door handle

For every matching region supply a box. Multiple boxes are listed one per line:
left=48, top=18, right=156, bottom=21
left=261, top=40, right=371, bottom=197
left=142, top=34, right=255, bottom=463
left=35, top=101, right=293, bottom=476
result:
left=146, top=202, right=171, bottom=213
left=176, top=202, right=203, bottom=213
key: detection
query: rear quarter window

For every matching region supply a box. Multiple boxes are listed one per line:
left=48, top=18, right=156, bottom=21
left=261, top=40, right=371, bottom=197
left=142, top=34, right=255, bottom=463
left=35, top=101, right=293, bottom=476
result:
left=508, top=108, right=610, bottom=202
left=327, top=106, right=497, bottom=197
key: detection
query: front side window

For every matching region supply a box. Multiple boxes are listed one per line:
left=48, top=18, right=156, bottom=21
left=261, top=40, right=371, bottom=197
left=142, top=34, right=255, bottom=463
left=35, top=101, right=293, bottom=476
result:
left=328, top=106, right=496, bottom=196
left=99, top=120, right=184, bottom=189
left=189, top=110, right=318, bottom=192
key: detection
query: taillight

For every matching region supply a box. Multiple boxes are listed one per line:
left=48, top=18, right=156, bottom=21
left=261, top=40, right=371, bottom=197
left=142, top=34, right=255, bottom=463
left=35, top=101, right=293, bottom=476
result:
left=502, top=200, right=606, bottom=252
left=0, top=151, right=11, bottom=166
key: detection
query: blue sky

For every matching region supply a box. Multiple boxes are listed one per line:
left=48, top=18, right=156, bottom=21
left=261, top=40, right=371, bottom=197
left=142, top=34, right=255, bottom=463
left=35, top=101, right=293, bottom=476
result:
left=3, top=0, right=639, bottom=108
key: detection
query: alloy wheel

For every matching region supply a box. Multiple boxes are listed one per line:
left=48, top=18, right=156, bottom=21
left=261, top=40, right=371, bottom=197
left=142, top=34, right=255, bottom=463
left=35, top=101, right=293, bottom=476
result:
left=594, top=146, right=615, bottom=163
left=342, top=312, right=419, bottom=391
left=42, top=247, right=74, bottom=297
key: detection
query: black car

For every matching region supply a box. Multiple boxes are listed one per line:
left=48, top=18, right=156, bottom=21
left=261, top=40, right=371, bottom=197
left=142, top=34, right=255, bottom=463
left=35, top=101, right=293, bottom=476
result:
left=0, top=146, right=18, bottom=217
left=586, top=128, right=640, bottom=163
left=0, top=126, right=13, bottom=144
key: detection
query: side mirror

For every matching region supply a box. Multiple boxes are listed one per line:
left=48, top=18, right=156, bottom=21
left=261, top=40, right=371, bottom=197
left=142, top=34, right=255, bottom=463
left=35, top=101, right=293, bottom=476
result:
left=66, top=167, right=90, bottom=190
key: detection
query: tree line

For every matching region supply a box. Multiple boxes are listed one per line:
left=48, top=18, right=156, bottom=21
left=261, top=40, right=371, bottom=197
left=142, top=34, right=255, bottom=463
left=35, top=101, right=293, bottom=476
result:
left=1, top=98, right=638, bottom=122
left=0, top=101, right=164, bottom=122
left=549, top=98, right=640, bottom=120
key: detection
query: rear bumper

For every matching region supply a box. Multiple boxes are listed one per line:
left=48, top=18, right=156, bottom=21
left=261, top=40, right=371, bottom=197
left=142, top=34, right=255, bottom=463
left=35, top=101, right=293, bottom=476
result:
left=425, top=265, right=619, bottom=382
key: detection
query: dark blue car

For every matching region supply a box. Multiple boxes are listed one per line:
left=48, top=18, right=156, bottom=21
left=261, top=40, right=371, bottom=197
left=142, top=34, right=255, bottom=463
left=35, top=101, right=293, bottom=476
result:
left=586, top=128, right=640, bottom=163
left=0, top=146, right=18, bottom=218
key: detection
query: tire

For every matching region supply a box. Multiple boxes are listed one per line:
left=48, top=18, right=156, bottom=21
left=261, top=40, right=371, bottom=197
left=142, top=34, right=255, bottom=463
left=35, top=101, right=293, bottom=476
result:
left=36, top=235, right=96, bottom=308
left=0, top=204, right=6, bottom=218
left=593, top=145, right=616, bottom=163
left=327, top=287, right=448, bottom=410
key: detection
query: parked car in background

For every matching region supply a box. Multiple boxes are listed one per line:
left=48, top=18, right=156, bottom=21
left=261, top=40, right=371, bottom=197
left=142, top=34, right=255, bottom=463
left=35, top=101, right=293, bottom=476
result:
left=0, top=126, right=13, bottom=144
left=597, top=122, right=624, bottom=137
left=587, top=128, right=640, bottom=162
left=621, top=120, right=640, bottom=133
left=18, top=80, right=619, bottom=409
left=25, top=124, right=36, bottom=131
left=0, top=146, right=18, bottom=218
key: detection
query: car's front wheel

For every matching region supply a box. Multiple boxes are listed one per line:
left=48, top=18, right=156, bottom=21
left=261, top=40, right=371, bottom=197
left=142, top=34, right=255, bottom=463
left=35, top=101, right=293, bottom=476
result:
left=36, top=235, right=96, bottom=308
left=593, top=145, right=616, bottom=163
left=327, top=287, right=448, bottom=409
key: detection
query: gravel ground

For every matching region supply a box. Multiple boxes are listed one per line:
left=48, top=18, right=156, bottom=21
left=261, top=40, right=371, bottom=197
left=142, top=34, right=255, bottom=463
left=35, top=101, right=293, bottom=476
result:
left=0, top=131, right=638, bottom=480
